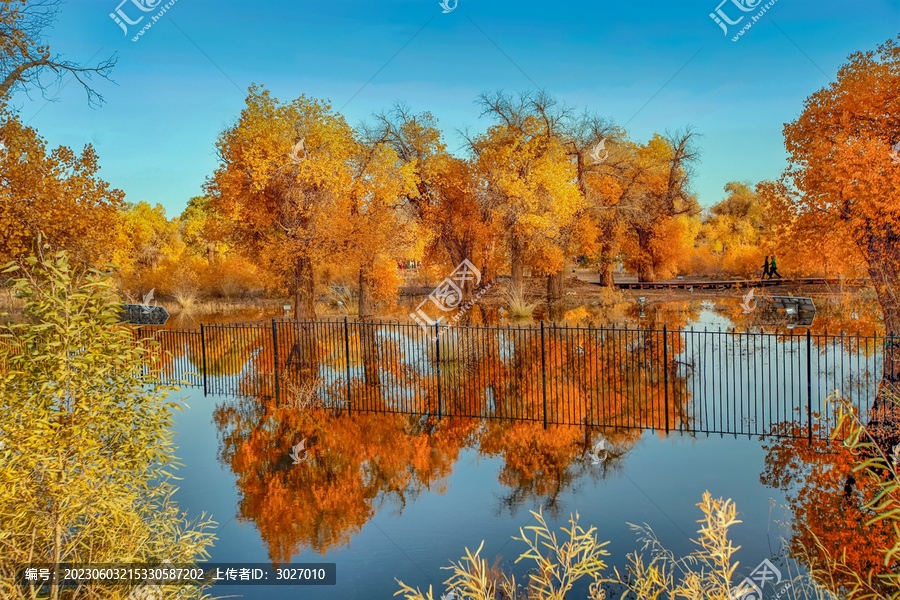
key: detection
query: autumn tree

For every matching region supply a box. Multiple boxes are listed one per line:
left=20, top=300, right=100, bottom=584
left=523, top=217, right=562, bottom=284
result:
left=340, top=139, right=419, bottom=385
left=372, top=106, right=496, bottom=311
left=470, top=91, right=584, bottom=313
left=111, top=200, right=213, bottom=304
left=781, top=36, right=900, bottom=331
left=696, top=181, right=771, bottom=276
left=619, top=131, right=701, bottom=282
left=577, top=129, right=700, bottom=284
left=779, top=35, right=900, bottom=422
left=704, top=182, right=765, bottom=250
left=562, top=112, right=623, bottom=287
left=179, top=195, right=229, bottom=265
left=583, top=137, right=644, bottom=286
left=207, top=86, right=354, bottom=321
left=0, top=249, right=215, bottom=600
left=0, top=109, right=124, bottom=266
left=0, top=0, right=116, bottom=106
left=757, top=180, right=864, bottom=279
left=113, top=201, right=183, bottom=272
left=344, top=140, right=417, bottom=319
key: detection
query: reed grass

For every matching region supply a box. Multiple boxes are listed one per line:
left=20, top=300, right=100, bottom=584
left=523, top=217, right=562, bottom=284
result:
left=501, top=283, right=539, bottom=319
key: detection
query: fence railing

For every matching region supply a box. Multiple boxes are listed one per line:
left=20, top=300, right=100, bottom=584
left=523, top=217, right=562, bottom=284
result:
left=126, top=319, right=891, bottom=440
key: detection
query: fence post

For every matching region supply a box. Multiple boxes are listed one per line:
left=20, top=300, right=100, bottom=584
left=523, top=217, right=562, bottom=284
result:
left=272, top=318, right=280, bottom=407
left=435, top=323, right=442, bottom=420
left=137, top=328, right=146, bottom=379
left=200, top=323, right=208, bottom=397
left=344, top=317, right=352, bottom=416
left=663, top=325, right=670, bottom=433
left=891, top=332, right=896, bottom=388
left=541, top=320, right=548, bottom=430
left=806, top=328, right=813, bottom=444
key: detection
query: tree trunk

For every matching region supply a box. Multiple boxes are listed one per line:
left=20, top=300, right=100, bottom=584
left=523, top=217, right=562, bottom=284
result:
left=547, top=270, right=564, bottom=303
left=599, top=263, right=615, bottom=287
left=860, top=238, right=900, bottom=337
left=637, top=229, right=656, bottom=283
left=445, top=241, right=476, bottom=325
left=637, top=261, right=656, bottom=283
left=289, top=256, right=318, bottom=379
left=292, top=256, right=317, bottom=321
left=358, top=261, right=381, bottom=388
left=547, top=270, right=565, bottom=322
left=856, top=221, right=900, bottom=453
left=510, top=234, right=524, bottom=291
left=483, top=240, right=496, bottom=285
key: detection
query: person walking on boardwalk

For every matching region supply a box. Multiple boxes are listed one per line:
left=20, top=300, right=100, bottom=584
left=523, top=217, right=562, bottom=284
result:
left=762, top=256, right=771, bottom=279
left=768, top=254, right=782, bottom=279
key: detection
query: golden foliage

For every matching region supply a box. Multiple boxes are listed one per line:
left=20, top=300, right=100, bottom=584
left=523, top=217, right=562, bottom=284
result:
left=779, top=34, right=900, bottom=331
left=395, top=508, right=609, bottom=600
left=0, top=110, right=124, bottom=267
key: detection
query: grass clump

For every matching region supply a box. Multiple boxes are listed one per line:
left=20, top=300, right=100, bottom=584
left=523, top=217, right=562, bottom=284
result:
left=395, top=507, right=609, bottom=600
left=502, top=283, right=539, bottom=320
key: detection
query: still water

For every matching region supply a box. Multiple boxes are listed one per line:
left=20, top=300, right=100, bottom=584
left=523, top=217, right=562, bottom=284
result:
left=162, top=308, right=876, bottom=598
left=172, top=392, right=794, bottom=599
left=144, top=298, right=880, bottom=600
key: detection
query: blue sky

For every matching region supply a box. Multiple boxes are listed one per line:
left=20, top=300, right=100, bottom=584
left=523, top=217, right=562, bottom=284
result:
left=9, top=0, right=900, bottom=217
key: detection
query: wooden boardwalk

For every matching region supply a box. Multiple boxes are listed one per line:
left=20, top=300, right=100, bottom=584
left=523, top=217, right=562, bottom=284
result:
left=594, top=277, right=870, bottom=290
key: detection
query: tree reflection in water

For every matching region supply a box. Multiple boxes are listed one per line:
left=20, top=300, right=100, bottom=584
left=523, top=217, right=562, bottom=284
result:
left=761, top=419, right=898, bottom=598
left=213, top=401, right=475, bottom=563
left=213, top=394, right=648, bottom=565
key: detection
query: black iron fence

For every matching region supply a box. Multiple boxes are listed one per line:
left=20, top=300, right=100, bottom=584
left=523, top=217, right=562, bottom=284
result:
left=126, top=319, right=890, bottom=440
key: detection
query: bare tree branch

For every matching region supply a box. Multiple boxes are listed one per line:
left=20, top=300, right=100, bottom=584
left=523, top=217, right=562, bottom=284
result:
left=0, top=0, right=116, bottom=108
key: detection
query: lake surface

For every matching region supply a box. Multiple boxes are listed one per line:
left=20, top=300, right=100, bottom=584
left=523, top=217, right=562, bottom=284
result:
left=172, top=389, right=797, bottom=599
left=159, top=307, right=882, bottom=599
